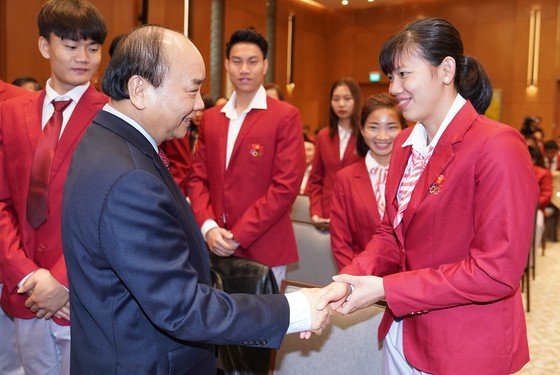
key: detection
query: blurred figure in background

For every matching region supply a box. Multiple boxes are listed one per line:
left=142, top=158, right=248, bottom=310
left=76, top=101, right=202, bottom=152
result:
left=308, top=77, right=361, bottom=223
left=12, top=76, right=41, bottom=92
left=330, top=93, right=407, bottom=270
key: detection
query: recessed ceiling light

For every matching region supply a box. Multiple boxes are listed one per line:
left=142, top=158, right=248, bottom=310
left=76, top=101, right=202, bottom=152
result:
left=342, top=0, right=349, bottom=5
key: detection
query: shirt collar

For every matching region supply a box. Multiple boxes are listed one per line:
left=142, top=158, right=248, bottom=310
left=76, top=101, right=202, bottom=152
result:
left=45, top=78, right=90, bottom=103
left=102, top=104, right=158, bottom=151
left=221, top=86, right=267, bottom=120
left=365, top=151, right=386, bottom=172
left=402, top=94, right=467, bottom=154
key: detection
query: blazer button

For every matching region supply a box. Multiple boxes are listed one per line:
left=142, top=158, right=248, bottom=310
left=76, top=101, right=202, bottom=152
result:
left=37, top=243, right=46, bottom=253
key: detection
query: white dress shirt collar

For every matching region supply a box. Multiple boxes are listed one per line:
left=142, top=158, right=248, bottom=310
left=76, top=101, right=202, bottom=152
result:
left=102, top=104, right=158, bottom=151
left=402, top=94, right=467, bottom=155
left=221, top=86, right=268, bottom=120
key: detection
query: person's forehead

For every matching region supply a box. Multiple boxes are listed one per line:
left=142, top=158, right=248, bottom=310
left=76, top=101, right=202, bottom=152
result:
left=230, top=43, right=263, bottom=58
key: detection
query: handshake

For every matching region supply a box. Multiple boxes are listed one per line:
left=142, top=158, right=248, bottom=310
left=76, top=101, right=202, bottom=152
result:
left=296, top=274, right=385, bottom=339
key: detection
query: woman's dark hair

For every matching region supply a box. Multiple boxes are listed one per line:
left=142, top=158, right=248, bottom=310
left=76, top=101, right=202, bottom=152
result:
left=356, top=93, right=408, bottom=157
left=528, top=145, right=545, bottom=168
left=38, top=0, right=107, bottom=44
left=379, top=17, right=492, bottom=115
left=264, top=83, right=284, bottom=101
left=225, top=28, right=268, bottom=59
left=102, top=25, right=169, bottom=100
left=328, top=77, right=362, bottom=139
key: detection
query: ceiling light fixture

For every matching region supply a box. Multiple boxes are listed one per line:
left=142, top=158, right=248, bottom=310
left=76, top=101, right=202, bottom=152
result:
left=341, top=0, right=349, bottom=5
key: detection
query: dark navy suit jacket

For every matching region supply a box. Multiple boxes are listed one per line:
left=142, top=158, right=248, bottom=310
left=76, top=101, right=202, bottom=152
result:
left=62, top=109, right=289, bottom=374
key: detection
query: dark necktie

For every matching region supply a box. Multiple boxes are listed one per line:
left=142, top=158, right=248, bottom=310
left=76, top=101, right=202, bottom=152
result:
left=26, top=99, right=72, bottom=229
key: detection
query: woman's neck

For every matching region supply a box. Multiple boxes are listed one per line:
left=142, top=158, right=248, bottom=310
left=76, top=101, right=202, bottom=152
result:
left=338, top=118, right=351, bottom=131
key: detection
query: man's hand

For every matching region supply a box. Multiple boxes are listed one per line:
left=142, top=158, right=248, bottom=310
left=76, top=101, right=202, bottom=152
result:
left=298, top=288, right=333, bottom=339
left=17, top=268, right=69, bottom=320
left=319, top=274, right=385, bottom=316
left=206, top=227, right=239, bottom=256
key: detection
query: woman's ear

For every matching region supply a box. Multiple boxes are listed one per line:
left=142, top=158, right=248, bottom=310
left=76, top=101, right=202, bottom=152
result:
left=440, top=56, right=456, bottom=85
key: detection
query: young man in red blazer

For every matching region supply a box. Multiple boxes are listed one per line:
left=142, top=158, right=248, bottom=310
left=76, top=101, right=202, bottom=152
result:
left=0, top=79, right=28, bottom=375
left=0, top=1, right=107, bottom=373
left=189, top=29, right=305, bottom=286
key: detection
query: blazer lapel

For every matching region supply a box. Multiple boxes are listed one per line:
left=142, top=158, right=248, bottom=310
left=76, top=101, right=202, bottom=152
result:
left=341, top=133, right=357, bottom=165
left=24, top=91, right=46, bottom=153
left=227, top=109, right=265, bottom=173
left=401, top=103, right=479, bottom=232
left=386, top=139, right=412, bottom=247
left=51, top=86, right=106, bottom=179
left=353, top=161, right=379, bottom=222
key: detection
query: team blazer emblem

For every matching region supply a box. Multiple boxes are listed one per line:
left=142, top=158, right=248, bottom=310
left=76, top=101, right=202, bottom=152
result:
left=429, top=174, right=446, bottom=195
left=250, top=144, right=264, bottom=157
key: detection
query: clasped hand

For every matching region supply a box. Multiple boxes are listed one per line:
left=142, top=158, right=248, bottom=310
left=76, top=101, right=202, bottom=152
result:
left=18, top=268, right=70, bottom=321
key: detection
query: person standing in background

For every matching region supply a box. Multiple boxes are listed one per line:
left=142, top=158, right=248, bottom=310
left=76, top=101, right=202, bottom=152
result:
left=189, top=28, right=305, bottom=287
left=0, top=1, right=108, bottom=373
left=330, top=93, right=407, bottom=270
left=308, top=77, right=361, bottom=223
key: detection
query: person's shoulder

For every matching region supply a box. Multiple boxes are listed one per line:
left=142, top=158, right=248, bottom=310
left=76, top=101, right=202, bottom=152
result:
left=0, top=80, right=29, bottom=101
left=336, top=159, right=364, bottom=180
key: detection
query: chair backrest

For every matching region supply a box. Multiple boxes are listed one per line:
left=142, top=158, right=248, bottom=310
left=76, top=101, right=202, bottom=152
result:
left=290, top=194, right=311, bottom=222
left=288, top=221, right=338, bottom=285
left=269, top=280, right=385, bottom=375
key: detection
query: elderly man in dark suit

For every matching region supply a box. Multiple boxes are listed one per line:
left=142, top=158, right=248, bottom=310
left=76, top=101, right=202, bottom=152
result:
left=62, top=25, right=333, bottom=374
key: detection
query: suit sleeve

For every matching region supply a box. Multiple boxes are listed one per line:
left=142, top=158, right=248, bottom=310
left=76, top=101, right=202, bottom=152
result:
left=308, top=133, right=326, bottom=218
left=0, top=102, right=39, bottom=292
left=230, top=108, right=305, bottom=249
left=189, top=114, right=216, bottom=226
left=383, top=129, right=539, bottom=317
left=100, top=170, right=290, bottom=346
left=329, top=172, right=356, bottom=271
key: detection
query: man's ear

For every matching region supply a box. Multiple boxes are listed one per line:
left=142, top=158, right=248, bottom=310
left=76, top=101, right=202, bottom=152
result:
left=38, top=36, right=51, bottom=59
left=263, top=58, right=269, bottom=76
left=127, top=75, right=148, bottom=109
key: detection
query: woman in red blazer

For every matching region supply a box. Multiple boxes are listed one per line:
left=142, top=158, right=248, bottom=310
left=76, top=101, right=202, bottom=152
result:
left=308, top=78, right=361, bottom=222
left=319, top=18, right=538, bottom=375
left=330, top=93, right=406, bottom=270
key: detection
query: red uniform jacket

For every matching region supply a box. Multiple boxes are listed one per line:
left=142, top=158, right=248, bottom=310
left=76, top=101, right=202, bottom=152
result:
left=534, top=165, right=552, bottom=210
left=160, top=136, right=193, bottom=196
left=308, top=127, right=359, bottom=218
left=189, top=98, right=305, bottom=267
left=342, top=102, right=538, bottom=375
left=330, top=159, right=380, bottom=270
left=0, top=80, right=29, bottom=286
left=0, top=85, right=108, bottom=325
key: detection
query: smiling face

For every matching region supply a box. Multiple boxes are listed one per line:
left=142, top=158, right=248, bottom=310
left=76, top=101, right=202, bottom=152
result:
left=39, top=33, right=101, bottom=94
left=142, top=33, right=205, bottom=144
left=387, top=49, right=453, bottom=130
left=225, top=42, right=268, bottom=97
left=330, top=84, right=355, bottom=122
left=361, top=107, right=403, bottom=165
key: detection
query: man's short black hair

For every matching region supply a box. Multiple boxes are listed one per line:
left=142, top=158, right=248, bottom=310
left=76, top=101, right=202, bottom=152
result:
left=38, top=0, right=107, bottom=44
left=225, top=28, right=268, bottom=59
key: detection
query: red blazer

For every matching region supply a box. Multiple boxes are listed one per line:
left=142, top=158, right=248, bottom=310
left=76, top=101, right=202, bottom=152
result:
left=0, top=80, right=29, bottom=101
left=342, top=102, right=538, bottom=375
left=0, top=85, right=108, bottom=325
left=0, top=80, right=29, bottom=285
left=159, top=136, right=192, bottom=196
left=308, top=127, right=359, bottom=218
left=189, top=98, right=305, bottom=267
left=533, top=165, right=552, bottom=210
left=330, top=159, right=380, bottom=270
